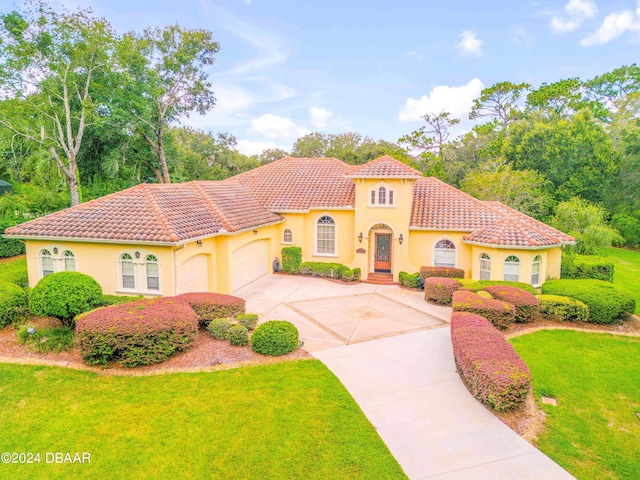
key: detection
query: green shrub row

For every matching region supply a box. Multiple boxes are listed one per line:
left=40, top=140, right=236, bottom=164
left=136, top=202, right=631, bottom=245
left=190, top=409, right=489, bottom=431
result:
left=541, top=279, right=634, bottom=324
left=535, top=294, right=589, bottom=322
left=299, top=262, right=358, bottom=281
left=561, top=255, right=614, bottom=282
left=419, top=266, right=464, bottom=281
left=399, top=271, right=420, bottom=288
left=458, top=279, right=538, bottom=295
left=101, top=294, right=145, bottom=306
left=281, top=246, right=302, bottom=273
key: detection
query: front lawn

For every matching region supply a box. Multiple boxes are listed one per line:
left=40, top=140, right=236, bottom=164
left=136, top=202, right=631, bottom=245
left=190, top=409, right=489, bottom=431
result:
left=0, top=360, right=405, bottom=480
left=603, top=246, right=640, bottom=314
left=510, top=330, right=640, bottom=480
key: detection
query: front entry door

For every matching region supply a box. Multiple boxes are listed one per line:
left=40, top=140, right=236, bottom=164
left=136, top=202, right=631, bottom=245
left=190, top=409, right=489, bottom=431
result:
left=374, top=233, right=392, bottom=272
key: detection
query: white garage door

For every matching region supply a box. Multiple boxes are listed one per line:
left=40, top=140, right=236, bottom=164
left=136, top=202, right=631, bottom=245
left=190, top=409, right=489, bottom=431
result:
left=232, top=240, right=269, bottom=291
left=180, top=254, right=209, bottom=293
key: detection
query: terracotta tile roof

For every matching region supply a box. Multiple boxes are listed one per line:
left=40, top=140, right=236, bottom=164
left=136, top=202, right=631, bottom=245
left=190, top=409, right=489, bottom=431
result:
left=410, top=177, right=504, bottom=230
left=463, top=216, right=564, bottom=247
left=224, top=156, right=354, bottom=211
left=348, top=155, right=422, bottom=178
left=5, top=182, right=282, bottom=243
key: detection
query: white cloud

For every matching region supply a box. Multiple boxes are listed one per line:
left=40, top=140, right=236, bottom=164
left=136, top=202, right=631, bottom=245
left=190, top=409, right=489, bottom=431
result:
left=580, top=10, right=640, bottom=45
left=406, top=50, right=424, bottom=59
left=457, top=30, right=482, bottom=56
left=398, top=78, right=485, bottom=123
left=250, top=114, right=309, bottom=140
left=236, top=140, right=288, bottom=156
left=551, top=0, right=598, bottom=33
left=309, top=107, right=333, bottom=128
left=223, top=22, right=290, bottom=76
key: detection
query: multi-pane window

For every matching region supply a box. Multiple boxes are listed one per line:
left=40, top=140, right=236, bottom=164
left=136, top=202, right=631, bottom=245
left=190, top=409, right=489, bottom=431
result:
left=370, top=190, right=376, bottom=204
left=504, top=255, right=520, bottom=282
left=283, top=229, right=293, bottom=244
left=434, top=240, right=456, bottom=267
left=146, top=255, right=160, bottom=290
left=40, top=249, right=54, bottom=277
left=531, top=255, right=542, bottom=285
left=316, top=216, right=336, bottom=255
left=388, top=190, right=394, bottom=206
left=370, top=187, right=395, bottom=206
left=121, top=253, right=135, bottom=289
left=63, top=250, right=76, bottom=271
left=378, top=187, right=386, bottom=205
left=479, top=253, right=491, bottom=280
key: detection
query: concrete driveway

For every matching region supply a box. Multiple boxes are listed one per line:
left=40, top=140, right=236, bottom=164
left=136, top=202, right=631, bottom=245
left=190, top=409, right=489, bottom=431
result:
left=235, top=275, right=574, bottom=479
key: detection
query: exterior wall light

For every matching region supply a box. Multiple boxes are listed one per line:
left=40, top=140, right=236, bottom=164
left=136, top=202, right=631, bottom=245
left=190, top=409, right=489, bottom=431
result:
left=135, top=251, right=140, bottom=259
left=196, top=240, right=203, bottom=247
left=358, top=232, right=363, bottom=243
left=399, top=234, right=404, bottom=245
left=253, top=229, right=258, bottom=235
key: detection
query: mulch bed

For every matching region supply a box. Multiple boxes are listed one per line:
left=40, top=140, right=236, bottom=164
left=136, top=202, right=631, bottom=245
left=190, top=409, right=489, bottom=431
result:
left=0, top=316, right=311, bottom=376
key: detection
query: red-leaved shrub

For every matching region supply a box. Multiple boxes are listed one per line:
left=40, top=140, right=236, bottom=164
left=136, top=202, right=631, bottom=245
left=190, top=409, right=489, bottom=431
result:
left=419, top=266, right=465, bottom=281
left=76, top=297, right=198, bottom=367
left=175, top=292, right=245, bottom=325
left=482, top=286, right=540, bottom=323
left=452, top=289, right=516, bottom=329
left=451, top=312, right=531, bottom=411
left=424, top=277, right=462, bottom=305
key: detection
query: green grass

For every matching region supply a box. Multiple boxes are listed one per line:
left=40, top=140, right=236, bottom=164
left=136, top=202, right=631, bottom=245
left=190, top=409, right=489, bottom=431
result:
left=510, top=330, right=640, bottom=480
left=0, top=256, right=28, bottom=288
left=602, top=247, right=640, bottom=314
left=0, top=360, right=406, bottom=480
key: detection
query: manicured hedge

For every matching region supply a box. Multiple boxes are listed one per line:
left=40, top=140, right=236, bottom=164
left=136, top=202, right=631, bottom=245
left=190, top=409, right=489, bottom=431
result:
left=541, top=279, right=635, bottom=324
left=175, top=292, right=245, bottom=325
left=0, top=279, right=27, bottom=328
left=206, top=318, right=232, bottom=340
left=561, top=255, right=614, bottom=283
left=458, top=279, right=538, bottom=295
left=451, top=312, right=531, bottom=411
left=419, top=266, right=464, bottom=282
left=352, top=268, right=361, bottom=281
left=0, top=257, right=28, bottom=288
left=281, top=246, right=302, bottom=274
left=227, top=324, right=249, bottom=346
left=299, top=262, right=350, bottom=280
left=101, top=294, right=145, bottom=306
left=399, top=271, right=420, bottom=288
left=452, top=289, right=516, bottom=329
left=535, top=294, right=590, bottom=322
left=0, top=219, right=26, bottom=258
left=28, top=272, right=103, bottom=324
left=482, top=286, right=540, bottom=323
left=76, top=297, right=198, bottom=367
left=251, top=320, right=299, bottom=356
left=424, top=277, right=461, bottom=305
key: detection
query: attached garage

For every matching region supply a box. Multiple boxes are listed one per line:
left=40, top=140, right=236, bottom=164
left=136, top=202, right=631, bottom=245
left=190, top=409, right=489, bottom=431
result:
left=231, top=240, right=269, bottom=291
left=180, top=254, right=209, bottom=293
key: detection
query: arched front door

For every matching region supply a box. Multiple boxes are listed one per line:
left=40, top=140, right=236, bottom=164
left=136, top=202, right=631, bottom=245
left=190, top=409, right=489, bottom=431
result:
left=374, top=232, right=392, bottom=272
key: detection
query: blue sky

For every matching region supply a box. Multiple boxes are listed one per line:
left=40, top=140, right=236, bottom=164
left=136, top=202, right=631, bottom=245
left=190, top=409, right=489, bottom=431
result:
left=48, top=0, right=640, bottom=154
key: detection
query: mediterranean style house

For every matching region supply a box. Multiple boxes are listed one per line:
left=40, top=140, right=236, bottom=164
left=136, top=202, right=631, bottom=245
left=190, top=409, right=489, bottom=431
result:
left=5, top=155, right=574, bottom=295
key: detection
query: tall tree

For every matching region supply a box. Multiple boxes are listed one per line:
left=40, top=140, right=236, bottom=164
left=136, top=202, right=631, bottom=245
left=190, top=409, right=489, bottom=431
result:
left=398, top=110, right=459, bottom=155
left=121, top=25, right=219, bottom=183
left=469, top=81, right=531, bottom=134
left=584, top=64, right=640, bottom=120
left=291, top=132, right=330, bottom=158
left=526, top=78, right=585, bottom=117
left=258, top=148, right=289, bottom=164
left=0, top=1, right=116, bottom=205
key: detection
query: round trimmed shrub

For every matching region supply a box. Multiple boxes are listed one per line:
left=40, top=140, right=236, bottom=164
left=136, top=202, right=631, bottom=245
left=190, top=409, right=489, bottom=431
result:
left=0, top=279, right=27, bottom=328
left=482, top=286, right=540, bottom=323
left=536, top=294, right=589, bottom=322
left=227, top=324, right=249, bottom=346
left=28, top=272, right=103, bottom=324
left=206, top=318, right=232, bottom=340
left=251, top=320, right=299, bottom=356
left=541, top=279, right=635, bottom=324
left=424, top=277, right=462, bottom=305
left=236, top=313, right=258, bottom=331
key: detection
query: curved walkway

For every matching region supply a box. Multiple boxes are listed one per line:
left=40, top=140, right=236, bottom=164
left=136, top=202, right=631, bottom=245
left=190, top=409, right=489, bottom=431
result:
left=237, top=275, right=575, bottom=480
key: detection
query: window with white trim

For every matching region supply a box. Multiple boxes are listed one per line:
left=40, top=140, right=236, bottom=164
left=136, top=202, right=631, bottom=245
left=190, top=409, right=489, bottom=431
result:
left=378, top=186, right=386, bottom=205
left=63, top=250, right=76, bottom=271
left=283, top=229, right=293, bottom=244
left=531, top=255, right=542, bottom=285
left=479, top=253, right=491, bottom=280
left=40, top=249, right=54, bottom=277
left=504, top=255, right=520, bottom=282
left=316, top=216, right=336, bottom=255
left=369, top=186, right=395, bottom=206
left=120, top=253, right=135, bottom=289
left=434, top=240, right=456, bottom=267
left=146, top=255, right=160, bottom=290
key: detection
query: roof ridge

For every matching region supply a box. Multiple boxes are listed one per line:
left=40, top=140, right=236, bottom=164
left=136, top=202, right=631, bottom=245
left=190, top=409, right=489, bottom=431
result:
left=423, top=176, right=503, bottom=215
left=140, top=184, right=180, bottom=242
left=191, top=182, right=234, bottom=232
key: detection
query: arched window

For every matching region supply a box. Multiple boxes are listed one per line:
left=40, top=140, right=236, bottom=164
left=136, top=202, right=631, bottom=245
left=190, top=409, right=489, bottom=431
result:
left=504, top=255, right=520, bottom=282
left=146, top=255, right=159, bottom=290
left=283, top=229, right=293, bottom=244
left=40, top=249, right=54, bottom=277
left=316, top=216, right=336, bottom=255
left=434, top=240, right=456, bottom=267
left=378, top=186, right=386, bottom=205
left=531, top=255, right=542, bottom=285
left=120, top=253, right=135, bottom=289
left=479, top=253, right=491, bottom=280
left=63, top=250, right=76, bottom=271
